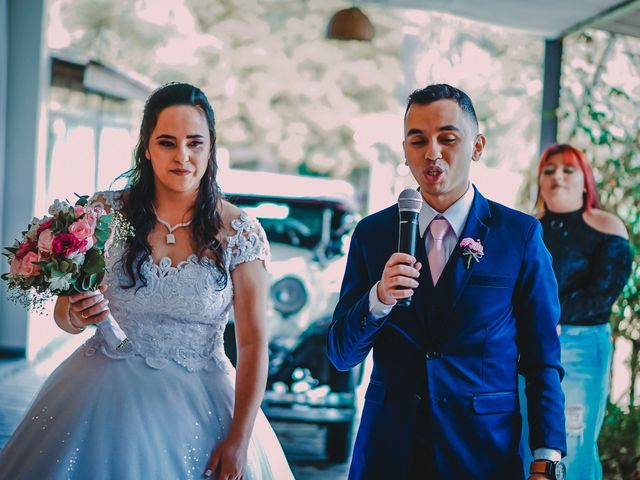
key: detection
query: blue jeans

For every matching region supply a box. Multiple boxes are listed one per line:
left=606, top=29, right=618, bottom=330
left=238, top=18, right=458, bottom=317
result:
left=519, top=323, right=612, bottom=480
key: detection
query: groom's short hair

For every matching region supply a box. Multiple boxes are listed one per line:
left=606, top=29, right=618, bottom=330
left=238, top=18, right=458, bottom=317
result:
left=405, top=84, right=479, bottom=130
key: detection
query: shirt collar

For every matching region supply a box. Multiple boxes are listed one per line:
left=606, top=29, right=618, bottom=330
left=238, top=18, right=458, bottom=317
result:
left=418, top=183, right=475, bottom=238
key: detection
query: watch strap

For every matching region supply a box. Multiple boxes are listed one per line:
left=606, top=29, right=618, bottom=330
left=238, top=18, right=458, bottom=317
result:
left=530, top=459, right=553, bottom=476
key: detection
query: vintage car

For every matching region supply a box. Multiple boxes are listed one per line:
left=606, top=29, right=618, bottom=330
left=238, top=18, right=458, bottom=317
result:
left=219, top=169, right=362, bottom=462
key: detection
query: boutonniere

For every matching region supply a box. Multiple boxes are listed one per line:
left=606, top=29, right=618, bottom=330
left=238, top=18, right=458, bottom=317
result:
left=459, top=238, right=484, bottom=269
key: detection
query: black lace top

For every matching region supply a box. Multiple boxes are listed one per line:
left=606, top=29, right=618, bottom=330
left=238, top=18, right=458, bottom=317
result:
left=540, top=208, right=632, bottom=326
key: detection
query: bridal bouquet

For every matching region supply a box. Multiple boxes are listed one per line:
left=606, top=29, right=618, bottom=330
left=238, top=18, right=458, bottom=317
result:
left=2, top=195, right=134, bottom=350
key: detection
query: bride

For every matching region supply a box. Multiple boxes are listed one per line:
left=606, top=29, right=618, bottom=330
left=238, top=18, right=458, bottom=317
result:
left=0, top=82, right=294, bottom=479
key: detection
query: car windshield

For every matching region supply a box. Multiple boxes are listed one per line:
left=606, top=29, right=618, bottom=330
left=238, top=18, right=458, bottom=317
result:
left=230, top=196, right=339, bottom=250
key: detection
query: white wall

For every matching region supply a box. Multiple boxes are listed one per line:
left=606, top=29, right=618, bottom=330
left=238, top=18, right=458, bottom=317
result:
left=0, top=0, right=7, bottom=252
left=0, top=0, right=47, bottom=355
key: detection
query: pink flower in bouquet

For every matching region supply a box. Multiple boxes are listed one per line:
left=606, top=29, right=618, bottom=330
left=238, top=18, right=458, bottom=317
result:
left=459, top=238, right=483, bottom=253
left=82, top=236, right=94, bottom=252
left=15, top=240, right=36, bottom=259
left=18, top=251, right=42, bottom=277
left=51, top=233, right=86, bottom=257
left=9, top=257, right=22, bottom=276
left=37, top=219, right=52, bottom=234
left=37, top=229, right=55, bottom=255
left=69, top=219, right=95, bottom=241
left=84, top=211, right=98, bottom=230
left=74, top=206, right=87, bottom=218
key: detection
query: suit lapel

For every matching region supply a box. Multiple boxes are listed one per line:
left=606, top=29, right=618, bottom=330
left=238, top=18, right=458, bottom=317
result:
left=427, top=188, right=491, bottom=337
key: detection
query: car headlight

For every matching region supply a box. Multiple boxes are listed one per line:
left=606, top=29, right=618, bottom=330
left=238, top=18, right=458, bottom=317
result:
left=271, top=276, right=307, bottom=316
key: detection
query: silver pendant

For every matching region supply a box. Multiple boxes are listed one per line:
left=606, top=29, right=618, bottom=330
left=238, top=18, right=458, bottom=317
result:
left=166, top=233, right=176, bottom=244
left=550, top=219, right=564, bottom=230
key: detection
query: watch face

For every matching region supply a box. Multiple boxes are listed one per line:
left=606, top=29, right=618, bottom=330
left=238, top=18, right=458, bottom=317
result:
left=554, top=461, right=566, bottom=480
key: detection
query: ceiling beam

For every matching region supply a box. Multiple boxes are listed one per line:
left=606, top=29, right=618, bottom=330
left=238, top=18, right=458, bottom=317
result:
left=560, top=0, right=640, bottom=38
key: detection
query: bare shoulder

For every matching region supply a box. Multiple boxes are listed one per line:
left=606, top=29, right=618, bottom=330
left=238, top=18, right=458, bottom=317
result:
left=583, top=209, right=628, bottom=239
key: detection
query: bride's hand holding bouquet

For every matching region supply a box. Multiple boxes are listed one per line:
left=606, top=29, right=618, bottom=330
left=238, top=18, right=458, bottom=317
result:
left=2, top=194, right=133, bottom=351
left=64, top=283, right=110, bottom=332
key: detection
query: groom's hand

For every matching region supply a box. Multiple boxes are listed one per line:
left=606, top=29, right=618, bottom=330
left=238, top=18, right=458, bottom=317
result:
left=377, top=253, right=422, bottom=305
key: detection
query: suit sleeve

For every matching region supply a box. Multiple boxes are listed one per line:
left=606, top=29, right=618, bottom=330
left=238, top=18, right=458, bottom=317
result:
left=327, top=223, right=390, bottom=371
left=514, top=220, right=567, bottom=456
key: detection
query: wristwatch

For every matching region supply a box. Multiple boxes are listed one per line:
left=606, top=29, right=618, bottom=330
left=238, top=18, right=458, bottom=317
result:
left=530, top=459, right=566, bottom=480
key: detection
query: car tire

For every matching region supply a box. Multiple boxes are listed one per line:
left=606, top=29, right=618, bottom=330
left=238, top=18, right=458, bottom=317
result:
left=326, top=420, right=354, bottom=463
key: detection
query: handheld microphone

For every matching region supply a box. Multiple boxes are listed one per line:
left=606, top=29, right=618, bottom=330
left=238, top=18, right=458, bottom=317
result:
left=396, top=189, right=422, bottom=307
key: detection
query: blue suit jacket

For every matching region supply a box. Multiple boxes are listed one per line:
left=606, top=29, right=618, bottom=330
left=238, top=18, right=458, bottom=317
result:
left=328, top=188, right=566, bottom=480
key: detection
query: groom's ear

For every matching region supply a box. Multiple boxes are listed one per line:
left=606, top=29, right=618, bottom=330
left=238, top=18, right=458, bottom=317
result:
left=402, top=139, right=408, bottom=165
left=471, top=134, right=486, bottom=162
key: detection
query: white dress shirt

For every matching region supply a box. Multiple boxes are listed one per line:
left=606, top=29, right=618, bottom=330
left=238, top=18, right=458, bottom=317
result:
left=368, top=183, right=474, bottom=318
left=366, top=182, right=561, bottom=463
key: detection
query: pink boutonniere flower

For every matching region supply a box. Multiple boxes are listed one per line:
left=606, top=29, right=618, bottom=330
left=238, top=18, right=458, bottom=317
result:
left=460, top=238, right=484, bottom=269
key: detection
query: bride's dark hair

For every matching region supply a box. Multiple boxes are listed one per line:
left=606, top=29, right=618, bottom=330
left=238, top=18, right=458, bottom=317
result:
left=119, top=82, right=227, bottom=290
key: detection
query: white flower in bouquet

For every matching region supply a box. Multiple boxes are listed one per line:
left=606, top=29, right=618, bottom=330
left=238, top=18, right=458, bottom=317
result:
left=47, top=199, right=67, bottom=216
left=68, top=251, right=86, bottom=266
left=49, top=272, right=73, bottom=291
left=26, top=218, right=45, bottom=240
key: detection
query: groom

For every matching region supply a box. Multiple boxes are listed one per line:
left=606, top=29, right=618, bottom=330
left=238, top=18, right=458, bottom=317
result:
left=328, top=84, right=566, bottom=479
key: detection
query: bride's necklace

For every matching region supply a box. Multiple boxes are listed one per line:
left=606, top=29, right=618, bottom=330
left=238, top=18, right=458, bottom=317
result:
left=154, top=211, right=192, bottom=245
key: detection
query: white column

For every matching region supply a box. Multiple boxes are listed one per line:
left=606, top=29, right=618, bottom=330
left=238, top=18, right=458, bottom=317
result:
left=0, top=0, right=48, bottom=356
left=0, top=0, right=7, bottom=263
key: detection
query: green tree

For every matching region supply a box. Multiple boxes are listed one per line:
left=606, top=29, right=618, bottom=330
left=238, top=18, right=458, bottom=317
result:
left=54, top=0, right=544, bottom=189
left=559, top=30, right=640, bottom=408
left=59, top=0, right=166, bottom=70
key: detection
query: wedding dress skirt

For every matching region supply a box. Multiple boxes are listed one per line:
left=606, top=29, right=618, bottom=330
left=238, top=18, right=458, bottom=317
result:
left=0, top=348, right=292, bottom=479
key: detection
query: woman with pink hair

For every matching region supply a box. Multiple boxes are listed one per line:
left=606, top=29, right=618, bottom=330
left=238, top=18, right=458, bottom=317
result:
left=522, top=143, right=631, bottom=479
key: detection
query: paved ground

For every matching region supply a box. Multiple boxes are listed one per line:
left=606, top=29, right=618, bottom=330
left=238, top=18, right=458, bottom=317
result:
left=0, top=337, right=353, bottom=479
left=272, top=423, right=350, bottom=479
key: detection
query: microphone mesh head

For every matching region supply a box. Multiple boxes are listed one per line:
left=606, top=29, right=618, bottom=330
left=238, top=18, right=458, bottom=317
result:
left=398, top=189, right=422, bottom=212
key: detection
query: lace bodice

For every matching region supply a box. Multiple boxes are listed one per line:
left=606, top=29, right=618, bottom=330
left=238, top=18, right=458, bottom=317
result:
left=83, top=190, right=270, bottom=372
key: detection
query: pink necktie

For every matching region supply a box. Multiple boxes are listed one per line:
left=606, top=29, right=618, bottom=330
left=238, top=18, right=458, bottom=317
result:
left=429, top=218, right=450, bottom=285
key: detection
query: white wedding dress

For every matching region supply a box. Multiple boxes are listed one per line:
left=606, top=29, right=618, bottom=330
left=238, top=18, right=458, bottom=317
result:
left=0, top=191, right=294, bottom=480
